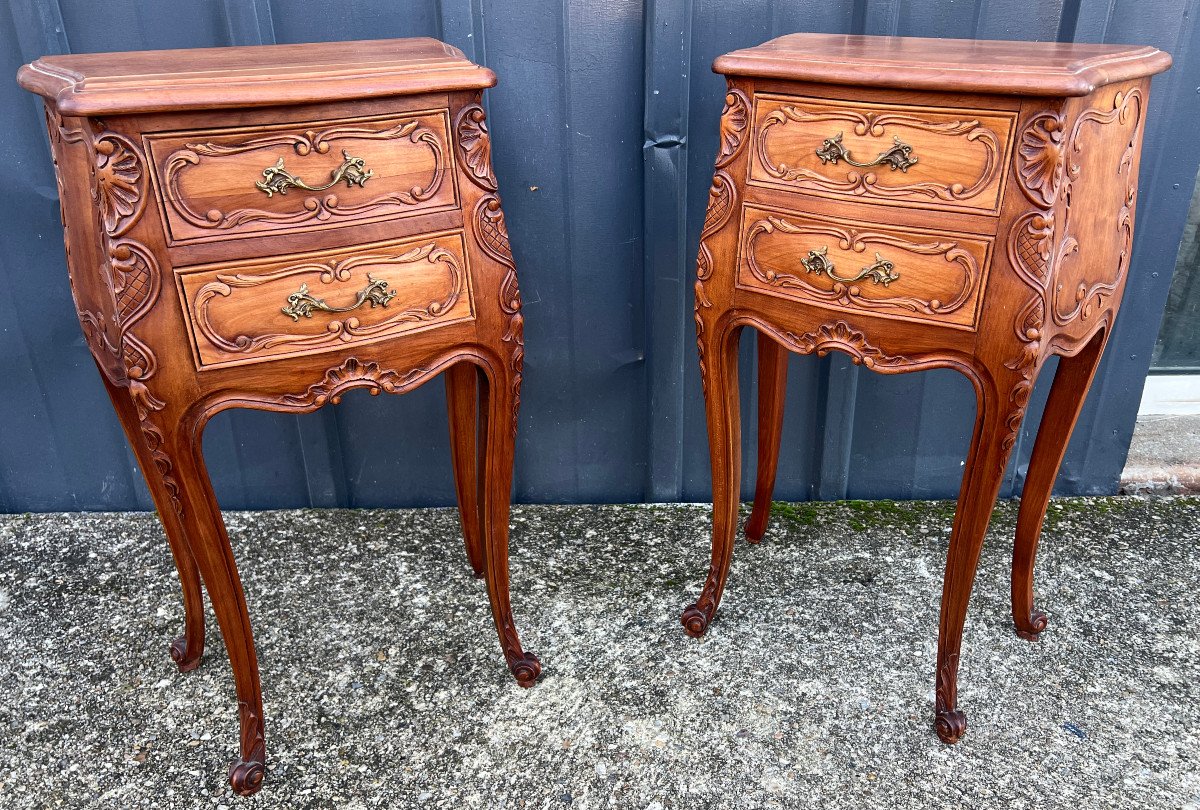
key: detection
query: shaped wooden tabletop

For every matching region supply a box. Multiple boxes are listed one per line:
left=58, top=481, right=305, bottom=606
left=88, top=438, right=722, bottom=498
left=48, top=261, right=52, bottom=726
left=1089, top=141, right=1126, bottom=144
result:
left=18, top=37, right=494, bottom=116
left=715, top=34, right=1171, bottom=96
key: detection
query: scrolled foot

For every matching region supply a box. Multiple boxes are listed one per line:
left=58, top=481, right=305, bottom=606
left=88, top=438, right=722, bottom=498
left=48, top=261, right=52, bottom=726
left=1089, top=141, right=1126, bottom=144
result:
left=229, top=757, right=265, bottom=796
left=169, top=635, right=202, bottom=673
left=509, top=653, right=541, bottom=688
left=1015, top=609, right=1048, bottom=642
left=935, top=709, right=967, bottom=744
left=743, top=525, right=765, bottom=544
left=680, top=603, right=713, bottom=638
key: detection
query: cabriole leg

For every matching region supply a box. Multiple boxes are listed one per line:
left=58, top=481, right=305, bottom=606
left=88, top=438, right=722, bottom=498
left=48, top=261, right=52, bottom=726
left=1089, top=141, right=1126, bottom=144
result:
left=446, top=362, right=485, bottom=577
left=934, top=370, right=1025, bottom=743
left=478, top=360, right=540, bottom=687
left=1012, top=330, right=1107, bottom=641
left=95, top=362, right=205, bottom=672
left=745, top=331, right=788, bottom=543
left=167, top=417, right=267, bottom=795
left=682, top=322, right=744, bottom=637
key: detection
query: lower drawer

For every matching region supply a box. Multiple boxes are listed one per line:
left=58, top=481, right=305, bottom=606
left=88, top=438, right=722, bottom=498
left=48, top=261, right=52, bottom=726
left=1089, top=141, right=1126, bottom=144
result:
left=176, top=230, right=474, bottom=369
left=735, top=203, right=992, bottom=330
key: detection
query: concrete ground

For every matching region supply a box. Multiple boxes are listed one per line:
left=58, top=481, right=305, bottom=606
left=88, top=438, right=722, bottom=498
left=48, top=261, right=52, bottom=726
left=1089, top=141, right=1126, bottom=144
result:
left=0, top=498, right=1197, bottom=809
left=1121, top=415, right=1200, bottom=495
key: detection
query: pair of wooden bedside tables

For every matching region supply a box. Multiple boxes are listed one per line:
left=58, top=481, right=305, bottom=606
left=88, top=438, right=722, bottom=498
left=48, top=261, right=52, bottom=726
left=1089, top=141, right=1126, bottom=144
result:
left=20, top=34, right=1169, bottom=795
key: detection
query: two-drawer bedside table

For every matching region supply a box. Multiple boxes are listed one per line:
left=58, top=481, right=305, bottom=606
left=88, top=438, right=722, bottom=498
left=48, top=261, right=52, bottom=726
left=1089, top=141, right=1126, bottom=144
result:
left=19, top=38, right=539, bottom=794
left=682, top=35, right=1170, bottom=742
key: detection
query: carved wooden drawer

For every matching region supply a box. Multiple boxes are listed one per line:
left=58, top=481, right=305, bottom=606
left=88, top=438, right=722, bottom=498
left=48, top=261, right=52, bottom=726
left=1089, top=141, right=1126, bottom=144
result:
left=146, top=111, right=456, bottom=244
left=736, top=203, right=991, bottom=329
left=176, top=230, right=474, bottom=369
left=749, top=93, right=1016, bottom=215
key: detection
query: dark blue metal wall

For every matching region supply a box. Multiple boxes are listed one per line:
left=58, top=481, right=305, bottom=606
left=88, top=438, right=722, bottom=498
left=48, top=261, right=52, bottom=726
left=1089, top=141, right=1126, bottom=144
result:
left=2, top=0, right=1196, bottom=511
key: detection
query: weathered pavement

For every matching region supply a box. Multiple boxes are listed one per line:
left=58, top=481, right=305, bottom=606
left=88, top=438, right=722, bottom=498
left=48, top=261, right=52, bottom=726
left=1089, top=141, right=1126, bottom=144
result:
left=0, top=498, right=1197, bottom=809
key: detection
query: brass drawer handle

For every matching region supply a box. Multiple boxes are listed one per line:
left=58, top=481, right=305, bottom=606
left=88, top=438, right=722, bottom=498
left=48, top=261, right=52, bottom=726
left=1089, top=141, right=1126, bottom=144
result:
left=281, top=274, right=397, bottom=321
left=801, top=247, right=900, bottom=286
left=815, top=133, right=917, bottom=172
left=256, top=149, right=373, bottom=197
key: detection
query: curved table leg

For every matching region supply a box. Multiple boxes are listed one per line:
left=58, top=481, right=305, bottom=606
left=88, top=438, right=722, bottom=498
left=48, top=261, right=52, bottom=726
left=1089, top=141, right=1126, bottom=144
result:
left=682, top=322, right=744, bottom=637
left=745, top=331, right=788, bottom=544
left=934, top=367, right=1026, bottom=743
left=478, top=359, right=541, bottom=687
left=1012, top=329, right=1107, bottom=641
left=446, top=362, right=485, bottom=578
left=167, top=416, right=267, bottom=795
left=96, top=362, right=205, bottom=672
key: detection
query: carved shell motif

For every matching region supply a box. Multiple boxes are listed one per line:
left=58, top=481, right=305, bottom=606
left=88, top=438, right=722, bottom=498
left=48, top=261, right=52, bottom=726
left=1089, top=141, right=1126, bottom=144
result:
left=715, top=90, right=750, bottom=168
left=94, top=132, right=147, bottom=237
left=456, top=103, right=498, bottom=191
left=1016, top=113, right=1065, bottom=208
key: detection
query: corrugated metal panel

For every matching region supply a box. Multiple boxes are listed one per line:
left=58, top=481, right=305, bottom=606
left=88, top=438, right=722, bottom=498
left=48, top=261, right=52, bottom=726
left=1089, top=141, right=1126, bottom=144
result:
left=1, top=0, right=1195, bottom=511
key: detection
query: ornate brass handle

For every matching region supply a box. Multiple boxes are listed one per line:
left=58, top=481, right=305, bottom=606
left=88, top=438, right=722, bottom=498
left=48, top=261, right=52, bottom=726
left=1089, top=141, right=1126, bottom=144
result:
left=815, top=133, right=917, bottom=172
left=256, top=149, right=374, bottom=197
left=801, top=247, right=900, bottom=286
left=281, top=275, right=397, bottom=321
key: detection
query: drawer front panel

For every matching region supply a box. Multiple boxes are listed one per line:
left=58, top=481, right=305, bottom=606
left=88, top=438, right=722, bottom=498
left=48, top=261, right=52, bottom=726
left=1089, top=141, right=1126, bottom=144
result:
left=147, top=111, right=456, bottom=244
left=736, top=204, right=992, bottom=329
left=178, top=231, right=474, bottom=369
left=749, top=94, right=1015, bottom=215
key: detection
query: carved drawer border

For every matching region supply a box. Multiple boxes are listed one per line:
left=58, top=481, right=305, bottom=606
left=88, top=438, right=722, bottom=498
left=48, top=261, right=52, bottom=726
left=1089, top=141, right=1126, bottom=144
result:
left=143, top=109, right=460, bottom=246
left=733, top=201, right=994, bottom=332
left=747, top=92, right=1018, bottom=217
left=173, top=228, right=476, bottom=371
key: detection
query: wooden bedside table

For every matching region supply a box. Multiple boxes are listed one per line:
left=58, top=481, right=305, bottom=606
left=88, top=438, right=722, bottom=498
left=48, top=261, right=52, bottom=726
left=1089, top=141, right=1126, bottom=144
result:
left=19, top=38, right=539, bottom=794
left=682, top=35, right=1170, bottom=742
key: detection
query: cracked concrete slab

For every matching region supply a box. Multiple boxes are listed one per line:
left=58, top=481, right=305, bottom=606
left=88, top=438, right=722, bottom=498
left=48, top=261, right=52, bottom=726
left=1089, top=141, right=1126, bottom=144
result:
left=0, top=498, right=1197, bottom=809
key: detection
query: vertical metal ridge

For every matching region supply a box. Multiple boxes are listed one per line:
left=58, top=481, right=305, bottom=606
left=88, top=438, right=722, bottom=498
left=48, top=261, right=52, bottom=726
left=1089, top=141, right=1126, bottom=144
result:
left=643, top=0, right=692, bottom=501
left=220, top=0, right=276, bottom=46
left=1064, top=0, right=1198, bottom=493
left=557, top=0, right=583, bottom=499
left=812, top=355, right=859, bottom=501
left=9, top=0, right=69, bottom=58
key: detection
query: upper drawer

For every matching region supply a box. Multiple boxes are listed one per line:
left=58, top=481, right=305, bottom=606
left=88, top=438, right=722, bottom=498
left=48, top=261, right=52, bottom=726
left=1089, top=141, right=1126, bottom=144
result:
left=146, top=110, right=457, bottom=245
left=749, top=94, right=1016, bottom=216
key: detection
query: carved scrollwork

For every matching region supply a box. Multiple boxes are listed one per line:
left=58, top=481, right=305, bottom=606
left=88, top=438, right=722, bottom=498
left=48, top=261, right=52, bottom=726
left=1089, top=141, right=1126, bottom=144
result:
left=694, top=172, right=737, bottom=308
left=757, top=105, right=1002, bottom=205
left=109, top=239, right=161, bottom=329
left=999, top=109, right=1072, bottom=464
left=278, top=357, right=429, bottom=408
left=498, top=264, right=524, bottom=439
left=455, top=101, right=498, bottom=191
left=228, top=700, right=267, bottom=796
left=779, top=320, right=909, bottom=370
left=934, top=652, right=966, bottom=743
left=743, top=215, right=980, bottom=318
left=192, top=242, right=464, bottom=357
left=93, top=131, right=147, bottom=237
left=473, top=195, right=516, bottom=269
left=470, top=193, right=523, bottom=436
left=1052, top=88, right=1144, bottom=327
left=162, top=119, right=446, bottom=231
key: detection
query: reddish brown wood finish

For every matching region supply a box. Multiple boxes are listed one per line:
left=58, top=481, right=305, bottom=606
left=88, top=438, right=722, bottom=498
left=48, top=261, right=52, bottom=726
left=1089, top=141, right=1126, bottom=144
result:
left=19, top=38, right=538, bottom=796
left=685, top=35, right=1169, bottom=744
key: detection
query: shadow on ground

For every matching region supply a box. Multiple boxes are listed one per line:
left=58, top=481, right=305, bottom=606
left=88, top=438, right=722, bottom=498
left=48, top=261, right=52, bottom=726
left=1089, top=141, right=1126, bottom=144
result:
left=0, top=497, right=1197, bottom=809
